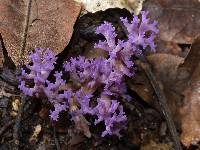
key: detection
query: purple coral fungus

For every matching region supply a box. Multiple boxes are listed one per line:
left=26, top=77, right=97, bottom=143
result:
left=19, top=11, right=158, bottom=138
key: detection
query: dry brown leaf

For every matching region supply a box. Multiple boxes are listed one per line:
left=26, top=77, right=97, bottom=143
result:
left=136, top=54, right=184, bottom=125
left=128, top=54, right=184, bottom=124
left=175, top=36, right=200, bottom=146
left=128, top=54, right=183, bottom=106
left=0, top=0, right=81, bottom=65
left=143, top=0, right=200, bottom=44
left=129, top=37, right=200, bottom=146
left=147, top=37, right=200, bottom=146
left=75, top=0, right=143, bottom=14
left=180, top=63, right=200, bottom=146
left=146, top=54, right=184, bottom=124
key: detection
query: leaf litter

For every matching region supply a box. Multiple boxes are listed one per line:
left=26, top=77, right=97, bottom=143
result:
left=0, top=0, right=200, bottom=149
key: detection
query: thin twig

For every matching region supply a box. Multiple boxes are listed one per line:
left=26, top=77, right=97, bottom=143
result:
left=53, top=125, right=61, bottom=150
left=140, top=56, right=182, bottom=150
left=0, top=120, right=15, bottom=137
left=13, top=95, right=27, bottom=147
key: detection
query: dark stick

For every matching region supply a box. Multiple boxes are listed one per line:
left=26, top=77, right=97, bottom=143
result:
left=13, top=95, right=27, bottom=147
left=0, top=120, right=15, bottom=137
left=140, top=56, right=182, bottom=150
left=53, top=125, right=61, bottom=150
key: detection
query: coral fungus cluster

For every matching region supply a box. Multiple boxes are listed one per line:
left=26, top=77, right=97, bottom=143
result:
left=19, top=11, right=158, bottom=138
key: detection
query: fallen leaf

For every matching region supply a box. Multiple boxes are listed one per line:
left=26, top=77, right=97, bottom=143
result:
left=128, top=54, right=184, bottom=128
left=175, top=36, right=200, bottom=146
left=0, top=0, right=81, bottom=65
left=128, top=54, right=184, bottom=113
left=75, top=0, right=144, bottom=14
left=146, top=37, right=200, bottom=146
left=143, top=0, right=200, bottom=44
left=180, top=63, right=200, bottom=146
left=144, top=54, right=184, bottom=124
